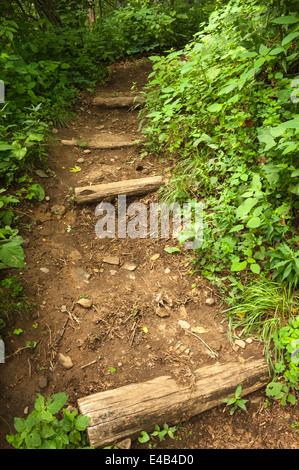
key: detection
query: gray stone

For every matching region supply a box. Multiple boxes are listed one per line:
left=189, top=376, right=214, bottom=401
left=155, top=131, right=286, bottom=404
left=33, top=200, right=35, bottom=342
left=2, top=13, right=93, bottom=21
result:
left=38, top=376, right=48, bottom=389
left=58, top=353, right=73, bottom=369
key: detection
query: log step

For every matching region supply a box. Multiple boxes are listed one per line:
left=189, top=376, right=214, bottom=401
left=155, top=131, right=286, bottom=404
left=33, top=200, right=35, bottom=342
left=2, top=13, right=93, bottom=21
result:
left=61, top=133, right=137, bottom=150
left=75, top=175, right=163, bottom=204
left=78, top=357, right=269, bottom=448
left=92, top=95, right=145, bottom=108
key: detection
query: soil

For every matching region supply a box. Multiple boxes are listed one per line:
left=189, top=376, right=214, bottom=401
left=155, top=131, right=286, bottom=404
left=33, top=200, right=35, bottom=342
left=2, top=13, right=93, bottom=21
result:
left=0, top=59, right=298, bottom=450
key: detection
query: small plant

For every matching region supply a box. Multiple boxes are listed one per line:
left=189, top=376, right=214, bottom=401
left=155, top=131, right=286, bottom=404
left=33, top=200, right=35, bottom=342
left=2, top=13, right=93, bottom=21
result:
left=6, top=393, right=91, bottom=449
left=266, top=316, right=299, bottom=405
left=151, top=422, right=178, bottom=441
left=222, top=384, right=248, bottom=415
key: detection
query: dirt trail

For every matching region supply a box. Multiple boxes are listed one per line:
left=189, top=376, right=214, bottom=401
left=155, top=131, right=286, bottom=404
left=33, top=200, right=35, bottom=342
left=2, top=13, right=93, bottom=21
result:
left=0, top=59, right=298, bottom=449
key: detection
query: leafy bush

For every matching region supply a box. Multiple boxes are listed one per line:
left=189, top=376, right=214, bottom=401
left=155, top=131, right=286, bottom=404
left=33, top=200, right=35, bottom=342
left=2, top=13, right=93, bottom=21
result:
left=6, top=393, right=91, bottom=449
left=139, top=0, right=299, bottom=288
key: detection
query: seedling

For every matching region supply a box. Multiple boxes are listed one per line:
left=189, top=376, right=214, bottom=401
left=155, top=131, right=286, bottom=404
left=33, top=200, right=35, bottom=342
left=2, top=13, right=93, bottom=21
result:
left=222, top=384, right=248, bottom=415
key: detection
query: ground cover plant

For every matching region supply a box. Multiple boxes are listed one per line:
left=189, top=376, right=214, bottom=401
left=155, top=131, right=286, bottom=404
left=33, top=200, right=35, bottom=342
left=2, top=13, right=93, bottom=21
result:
left=139, top=0, right=299, bottom=399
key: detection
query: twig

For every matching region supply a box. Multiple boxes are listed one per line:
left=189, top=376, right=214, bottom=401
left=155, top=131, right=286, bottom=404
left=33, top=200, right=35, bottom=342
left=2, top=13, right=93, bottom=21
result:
left=81, top=360, right=97, bottom=370
left=129, top=318, right=140, bottom=346
left=186, top=330, right=223, bottom=359
left=28, top=358, right=32, bottom=377
left=5, top=340, right=41, bottom=360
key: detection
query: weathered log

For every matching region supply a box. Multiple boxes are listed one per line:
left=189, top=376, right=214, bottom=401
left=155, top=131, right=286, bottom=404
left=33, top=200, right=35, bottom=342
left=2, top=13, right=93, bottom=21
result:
left=92, top=95, right=145, bottom=108
left=78, top=357, right=268, bottom=448
left=75, top=176, right=163, bottom=204
left=61, top=133, right=137, bottom=149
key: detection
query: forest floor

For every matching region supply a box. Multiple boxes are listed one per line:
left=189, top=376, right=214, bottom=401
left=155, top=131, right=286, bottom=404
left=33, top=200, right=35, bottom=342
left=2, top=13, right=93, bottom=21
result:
left=0, top=59, right=298, bottom=450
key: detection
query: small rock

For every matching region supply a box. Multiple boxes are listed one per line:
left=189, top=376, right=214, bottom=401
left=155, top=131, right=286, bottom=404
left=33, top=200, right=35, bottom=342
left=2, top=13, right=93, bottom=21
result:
left=58, top=353, right=73, bottom=369
left=235, top=339, right=246, bottom=349
left=38, top=376, right=48, bottom=389
left=122, top=262, right=137, bottom=271
left=156, top=306, right=170, bottom=318
left=52, top=128, right=59, bottom=134
left=40, top=267, right=49, bottom=274
left=164, top=268, right=171, bottom=274
left=103, top=256, right=120, bottom=265
left=45, top=196, right=50, bottom=201
left=77, top=157, right=85, bottom=163
left=83, top=149, right=91, bottom=154
left=117, top=438, right=131, bottom=450
left=205, top=297, right=215, bottom=306
left=129, top=274, right=135, bottom=280
left=76, top=298, right=92, bottom=308
left=178, top=320, right=191, bottom=330
left=245, top=338, right=253, bottom=344
left=110, top=270, right=117, bottom=276
left=24, top=406, right=29, bottom=415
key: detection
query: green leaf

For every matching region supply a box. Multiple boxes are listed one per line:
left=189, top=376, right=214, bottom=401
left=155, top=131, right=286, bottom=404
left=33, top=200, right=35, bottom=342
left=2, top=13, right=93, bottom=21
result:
left=231, top=260, right=247, bottom=272
left=75, top=415, right=91, bottom=431
left=269, top=47, right=285, bottom=56
left=281, top=32, right=299, bottom=46
left=250, top=263, right=261, bottom=274
left=246, top=216, right=261, bottom=229
left=34, top=394, right=45, bottom=412
left=0, top=240, right=25, bottom=268
left=47, top=393, right=68, bottom=415
left=138, top=431, right=150, bottom=443
left=272, top=16, right=299, bottom=25
left=164, top=246, right=181, bottom=254
left=207, top=103, right=222, bottom=113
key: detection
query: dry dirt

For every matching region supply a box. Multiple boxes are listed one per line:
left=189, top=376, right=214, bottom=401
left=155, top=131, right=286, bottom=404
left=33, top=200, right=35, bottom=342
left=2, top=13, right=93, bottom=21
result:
left=0, top=59, right=298, bottom=450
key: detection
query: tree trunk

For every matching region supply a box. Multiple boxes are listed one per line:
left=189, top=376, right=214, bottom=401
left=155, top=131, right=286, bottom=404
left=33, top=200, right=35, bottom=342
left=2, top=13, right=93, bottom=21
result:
left=33, top=0, right=62, bottom=26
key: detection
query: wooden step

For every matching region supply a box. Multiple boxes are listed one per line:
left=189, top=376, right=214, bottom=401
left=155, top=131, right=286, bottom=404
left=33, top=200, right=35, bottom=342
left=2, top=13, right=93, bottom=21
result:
left=75, top=175, right=163, bottom=204
left=78, top=357, right=268, bottom=448
left=60, top=133, right=138, bottom=149
left=92, top=95, right=145, bottom=108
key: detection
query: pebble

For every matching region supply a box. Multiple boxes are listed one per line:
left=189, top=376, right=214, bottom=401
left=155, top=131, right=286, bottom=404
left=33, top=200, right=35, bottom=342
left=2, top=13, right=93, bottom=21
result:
left=205, top=297, right=215, bottom=306
left=58, top=353, right=73, bottom=369
left=235, top=339, right=246, bottom=349
left=178, top=320, right=191, bottom=330
left=122, top=262, right=137, bottom=271
left=77, top=157, right=85, bottom=163
left=164, top=268, right=171, bottom=274
left=24, top=407, right=29, bottom=415
left=40, top=267, right=49, bottom=274
left=38, top=376, right=48, bottom=389
left=117, top=438, right=131, bottom=450
left=76, top=298, right=92, bottom=308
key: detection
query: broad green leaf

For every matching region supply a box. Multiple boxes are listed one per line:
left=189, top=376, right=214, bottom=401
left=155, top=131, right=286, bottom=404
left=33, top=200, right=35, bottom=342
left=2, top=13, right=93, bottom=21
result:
left=164, top=246, right=180, bottom=254
left=236, top=198, right=258, bottom=218
left=281, top=32, right=299, bottom=46
left=246, top=216, right=261, bottom=228
left=34, top=394, right=45, bottom=412
left=207, top=103, right=222, bottom=113
left=272, top=16, right=299, bottom=25
left=250, top=263, right=261, bottom=274
left=47, top=393, right=68, bottom=415
left=269, top=47, right=285, bottom=56
left=75, top=415, right=91, bottom=431
left=0, top=240, right=25, bottom=268
left=231, top=260, right=247, bottom=272
left=138, top=431, right=150, bottom=443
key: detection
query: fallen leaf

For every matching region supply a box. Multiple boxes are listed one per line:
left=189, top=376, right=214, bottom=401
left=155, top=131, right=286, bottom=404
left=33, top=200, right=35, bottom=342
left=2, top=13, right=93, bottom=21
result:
left=191, top=326, right=208, bottom=334
left=70, top=165, right=81, bottom=172
left=150, top=254, right=160, bottom=261
left=143, top=327, right=148, bottom=333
